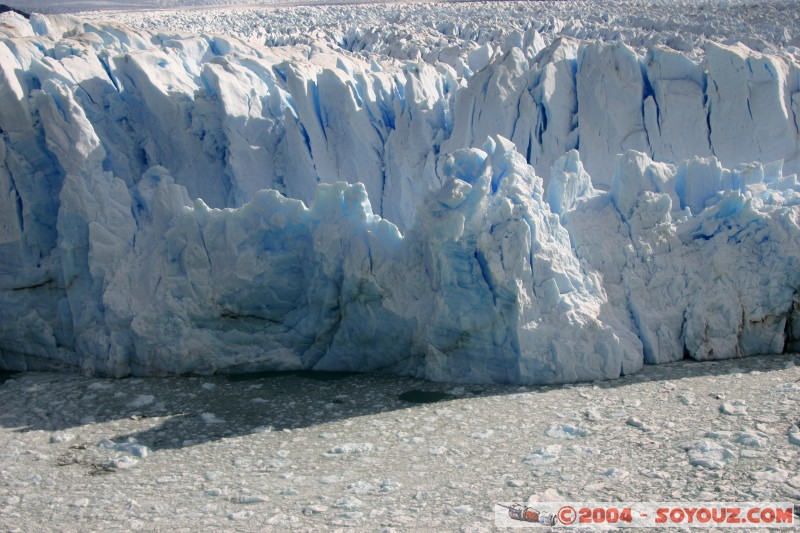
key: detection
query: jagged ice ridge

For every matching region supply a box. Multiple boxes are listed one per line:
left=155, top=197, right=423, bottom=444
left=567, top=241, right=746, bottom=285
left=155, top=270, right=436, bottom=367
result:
left=0, top=10, right=799, bottom=384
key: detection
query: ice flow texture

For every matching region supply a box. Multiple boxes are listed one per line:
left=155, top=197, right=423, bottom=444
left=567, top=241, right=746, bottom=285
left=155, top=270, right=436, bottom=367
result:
left=1, top=13, right=799, bottom=384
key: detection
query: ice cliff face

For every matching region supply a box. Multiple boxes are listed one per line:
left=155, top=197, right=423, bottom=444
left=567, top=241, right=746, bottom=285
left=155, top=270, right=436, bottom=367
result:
left=1, top=12, right=799, bottom=383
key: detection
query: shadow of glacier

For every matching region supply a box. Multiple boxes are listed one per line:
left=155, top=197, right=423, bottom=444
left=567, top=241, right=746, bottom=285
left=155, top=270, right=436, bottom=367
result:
left=0, top=353, right=795, bottom=454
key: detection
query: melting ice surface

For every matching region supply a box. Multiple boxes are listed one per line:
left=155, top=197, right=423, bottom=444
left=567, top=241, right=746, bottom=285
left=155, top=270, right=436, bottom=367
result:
left=0, top=10, right=799, bottom=384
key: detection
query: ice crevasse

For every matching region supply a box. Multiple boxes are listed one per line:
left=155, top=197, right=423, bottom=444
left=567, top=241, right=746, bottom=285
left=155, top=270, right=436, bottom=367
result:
left=1, top=13, right=800, bottom=384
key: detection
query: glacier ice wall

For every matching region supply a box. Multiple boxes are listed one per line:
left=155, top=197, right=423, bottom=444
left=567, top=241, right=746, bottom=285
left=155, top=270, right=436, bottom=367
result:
left=1, top=13, right=799, bottom=383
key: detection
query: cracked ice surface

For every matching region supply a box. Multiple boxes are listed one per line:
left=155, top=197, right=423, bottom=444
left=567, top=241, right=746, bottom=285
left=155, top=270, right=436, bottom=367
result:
left=0, top=5, right=799, bottom=384
left=0, top=355, right=798, bottom=530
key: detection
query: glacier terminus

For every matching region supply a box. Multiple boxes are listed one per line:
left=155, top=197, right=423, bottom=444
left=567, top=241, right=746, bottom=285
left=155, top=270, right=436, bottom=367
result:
left=1, top=6, right=799, bottom=384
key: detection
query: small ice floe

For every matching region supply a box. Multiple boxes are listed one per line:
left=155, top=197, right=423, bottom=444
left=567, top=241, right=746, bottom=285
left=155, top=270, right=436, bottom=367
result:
left=527, top=488, right=564, bottom=503
left=735, top=431, right=769, bottom=447
left=720, top=400, right=748, bottom=416
left=316, top=475, right=343, bottom=484
left=471, top=429, right=494, bottom=439
left=227, top=510, right=254, bottom=521
left=704, top=431, right=733, bottom=440
left=97, top=437, right=150, bottom=458
left=640, top=469, right=670, bottom=480
left=200, top=412, right=225, bottom=424
left=523, top=445, right=561, bottom=466
left=346, top=480, right=376, bottom=494
left=750, top=467, right=791, bottom=483
left=788, top=425, right=800, bottom=447
left=266, top=514, right=299, bottom=526
left=107, top=456, right=140, bottom=470
left=625, top=417, right=652, bottom=431
left=378, top=480, right=401, bottom=493
left=599, top=467, right=629, bottom=479
left=50, top=432, right=76, bottom=444
left=333, top=496, right=364, bottom=510
left=325, top=443, right=373, bottom=456
left=683, top=440, right=737, bottom=469
left=677, top=393, right=695, bottom=405
left=584, top=408, right=603, bottom=421
left=545, top=423, right=589, bottom=439
left=228, top=493, right=268, bottom=504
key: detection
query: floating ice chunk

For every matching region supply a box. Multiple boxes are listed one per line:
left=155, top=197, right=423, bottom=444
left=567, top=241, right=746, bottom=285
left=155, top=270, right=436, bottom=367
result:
left=720, top=400, right=748, bottom=416
left=625, top=417, right=653, bottom=432
left=471, top=429, right=494, bottom=439
left=326, top=443, right=373, bottom=455
left=683, top=440, right=737, bottom=469
left=345, top=481, right=375, bottom=494
left=200, top=413, right=225, bottom=424
left=316, top=475, right=343, bottom=484
left=750, top=467, right=791, bottom=483
left=50, top=432, right=76, bottom=444
left=107, top=455, right=140, bottom=470
left=545, top=424, right=589, bottom=439
left=228, top=493, right=268, bottom=504
left=599, top=467, right=629, bottom=479
left=448, top=505, right=473, bottom=516
left=527, top=488, right=564, bottom=503
left=333, top=496, right=364, bottom=510
left=227, top=510, right=254, bottom=521
left=788, top=426, right=800, bottom=447
left=97, top=437, right=150, bottom=458
left=736, top=431, right=769, bottom=448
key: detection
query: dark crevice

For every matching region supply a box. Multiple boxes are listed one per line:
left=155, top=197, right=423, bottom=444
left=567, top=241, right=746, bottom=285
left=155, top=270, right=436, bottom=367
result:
left=785, top=293, right=800, bottom=353
left=703, top=74, right=716, bottom=156
left=11, top=278, right=55, bottom=291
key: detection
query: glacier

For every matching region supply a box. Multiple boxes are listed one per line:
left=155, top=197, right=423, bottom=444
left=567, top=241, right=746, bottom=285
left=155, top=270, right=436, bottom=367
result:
left=0, top=10, right=799, bottom=384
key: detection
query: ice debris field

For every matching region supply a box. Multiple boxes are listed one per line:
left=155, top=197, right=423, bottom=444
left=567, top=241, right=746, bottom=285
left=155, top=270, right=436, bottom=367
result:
left=0, top=0, right=800, bottom=385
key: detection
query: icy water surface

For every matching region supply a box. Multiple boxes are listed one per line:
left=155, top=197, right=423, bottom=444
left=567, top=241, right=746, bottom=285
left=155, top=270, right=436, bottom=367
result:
left=1, top=355, right=799, bottom=531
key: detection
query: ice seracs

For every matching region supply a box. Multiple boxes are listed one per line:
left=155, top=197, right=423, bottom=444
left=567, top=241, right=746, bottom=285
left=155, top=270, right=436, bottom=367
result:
left=0, top=12, right=799, bottom=384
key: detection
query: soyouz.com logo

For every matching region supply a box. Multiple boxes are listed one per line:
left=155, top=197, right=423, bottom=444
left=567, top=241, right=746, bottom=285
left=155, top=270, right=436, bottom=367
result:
left=494, top=502, right=796, bottom=528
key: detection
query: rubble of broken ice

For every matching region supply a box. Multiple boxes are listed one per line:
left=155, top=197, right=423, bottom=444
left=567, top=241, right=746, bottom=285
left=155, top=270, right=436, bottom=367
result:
left=0, top=12, right=799, bottom=384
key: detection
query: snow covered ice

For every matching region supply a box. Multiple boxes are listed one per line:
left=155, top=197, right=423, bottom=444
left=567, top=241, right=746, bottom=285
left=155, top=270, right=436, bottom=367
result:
left=1, top=1, right=800, bottom=384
